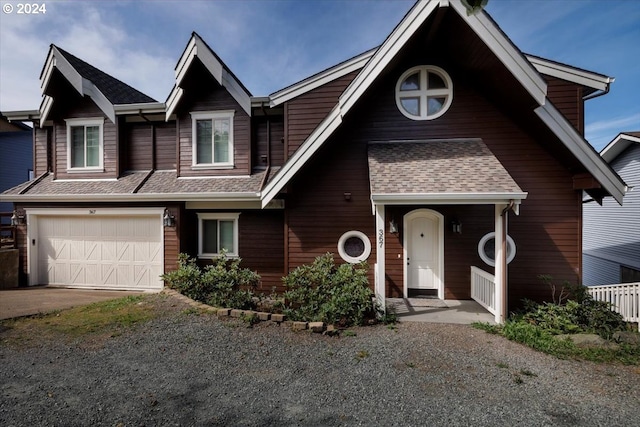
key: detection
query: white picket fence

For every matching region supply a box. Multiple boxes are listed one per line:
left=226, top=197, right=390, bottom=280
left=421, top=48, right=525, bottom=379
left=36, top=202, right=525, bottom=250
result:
left=471, top=266, right=496, bottom=316
left=588, top=283, right=640, bottom=331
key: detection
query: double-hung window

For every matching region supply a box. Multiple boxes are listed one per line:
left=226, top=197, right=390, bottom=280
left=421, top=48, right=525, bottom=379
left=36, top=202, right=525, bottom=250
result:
left=197, top=213, right=240, bottom=258
left=66, top=118, right=104, bottom=171
left=191, top=111, right=234, bottom=168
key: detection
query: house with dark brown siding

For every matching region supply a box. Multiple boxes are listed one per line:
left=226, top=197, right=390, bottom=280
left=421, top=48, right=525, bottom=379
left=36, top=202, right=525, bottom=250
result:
left=0, top=0, right=628, bottom=323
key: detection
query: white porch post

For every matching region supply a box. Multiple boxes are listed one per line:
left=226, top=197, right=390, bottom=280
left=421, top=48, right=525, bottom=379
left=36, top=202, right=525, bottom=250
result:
left=375, top=203, right=386, bottom=312
left=494, top=204, right=507, bottom=324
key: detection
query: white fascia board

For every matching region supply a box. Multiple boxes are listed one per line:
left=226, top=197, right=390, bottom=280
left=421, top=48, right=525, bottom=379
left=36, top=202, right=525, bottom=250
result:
left=39, top=96, right=53, bottom=126
left=40, top=50, right=56, bottom=92
left=5, top=109, right=41, bottom=122
left=175, top=36, right=197, bottom=84
left=600, top=133, right=640, bottom=163
left=339, top=0, right=440, bottom=115
left=114, top=102, right=166, bottom=115
left=2, top=192, right=261, bottom=203
left=83, top=84, right=116, bottom=123
left=165, top=87, right=184, bottom=121
left=261, top=106, right=343, bottom=207
left=221, top=69, right=252, bottom=115
left=51, top=46, right=85, bottom=97
left=371, top=192, right=528, bottom=205
left=25, top=207, right=165, bottom=216
left=269, top=49, right=375, bottom=107
left=526, top=55, right=613, bottom=92
left=450, top=0, right=547, bottom=106
left=534, top=103, right=627, bottom=205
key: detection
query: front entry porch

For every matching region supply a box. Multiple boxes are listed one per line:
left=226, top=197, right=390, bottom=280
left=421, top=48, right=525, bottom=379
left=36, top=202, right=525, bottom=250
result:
left=386, top=298, right=495, bottom=324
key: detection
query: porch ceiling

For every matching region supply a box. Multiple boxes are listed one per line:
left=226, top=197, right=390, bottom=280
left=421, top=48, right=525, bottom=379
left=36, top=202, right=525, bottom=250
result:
left=367, top=139, right=527, bottom=205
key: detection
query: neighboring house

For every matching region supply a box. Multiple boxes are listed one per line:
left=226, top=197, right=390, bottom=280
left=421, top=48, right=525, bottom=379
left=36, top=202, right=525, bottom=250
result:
left=0, top=0, right=627, bottom=323
left=0, top=117, right=33, bottom=215
left=583, top=132, right=640, bottom=286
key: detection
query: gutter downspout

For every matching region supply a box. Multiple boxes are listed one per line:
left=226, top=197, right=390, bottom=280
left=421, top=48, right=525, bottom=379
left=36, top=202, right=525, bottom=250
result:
left=258, top=102, right=271, bottom=192
left=583, top=82, right=611, bottom=101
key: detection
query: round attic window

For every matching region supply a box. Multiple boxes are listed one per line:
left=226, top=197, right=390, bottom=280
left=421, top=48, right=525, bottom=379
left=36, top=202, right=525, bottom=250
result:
left=478, top=232, right=516, bottom=267
left=338, top=231, right=371, bottom=264
left=395, top=65, right=453, bottom=120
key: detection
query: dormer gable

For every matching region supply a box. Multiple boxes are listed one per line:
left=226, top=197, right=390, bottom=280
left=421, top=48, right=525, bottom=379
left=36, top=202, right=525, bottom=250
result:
left=39, top=45, right=156, bottom=125
left=166, top=32, right=252, bottom=121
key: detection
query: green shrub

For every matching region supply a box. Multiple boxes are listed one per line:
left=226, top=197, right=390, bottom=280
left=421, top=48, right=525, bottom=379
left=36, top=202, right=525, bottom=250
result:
left=282, top=253, right=374, bottom=326
left=161, top=252, right=260, bottom=309
left=520, top=284, right=627, bottom=339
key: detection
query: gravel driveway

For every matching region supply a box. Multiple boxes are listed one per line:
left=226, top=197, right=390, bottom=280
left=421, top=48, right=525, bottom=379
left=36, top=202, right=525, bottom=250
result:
left=1, top=294, right=639, bottom=426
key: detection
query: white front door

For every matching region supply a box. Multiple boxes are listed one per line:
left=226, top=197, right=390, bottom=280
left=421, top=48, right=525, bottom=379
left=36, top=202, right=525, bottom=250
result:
left=405, top=209, right=443, bottom=297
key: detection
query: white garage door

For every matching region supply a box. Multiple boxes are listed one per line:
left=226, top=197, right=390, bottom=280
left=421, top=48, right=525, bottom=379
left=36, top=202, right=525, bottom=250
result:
left=36, top=214, right=163, bottom=290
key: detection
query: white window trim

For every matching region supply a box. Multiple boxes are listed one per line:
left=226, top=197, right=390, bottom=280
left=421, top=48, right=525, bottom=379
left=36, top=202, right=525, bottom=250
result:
left=191, top=110, right=235, bottom=169
left=65, top=118, right=104, bottom=172
left=478, top=231, right=516, bottom=267
left=197, top=212, right=240, bottom=258
left=395, top=65, right=453, bottom=121
left=337, top=230, right=372, bottom=264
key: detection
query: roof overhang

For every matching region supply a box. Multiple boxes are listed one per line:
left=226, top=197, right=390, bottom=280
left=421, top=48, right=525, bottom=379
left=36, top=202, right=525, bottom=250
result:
left=2, top=110, right=41, bottom=122
left=166, top=33, right=252, bottom=120
left=600, top=132, right=640, bottom=163
left=0, top=192, right=261, bottom=203
left=525, top=54, right=614, bottom=95
left=534, top=102, right=627, bottom=204
left=269, top=47, right=377, bottom=107
left=371, top=192, right=528, bottom=205
left=40, top=46, right=116, bottom=125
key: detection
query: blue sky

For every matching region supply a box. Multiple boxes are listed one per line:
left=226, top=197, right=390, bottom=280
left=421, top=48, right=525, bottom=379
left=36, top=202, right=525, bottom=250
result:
left=0, top=0, right=638, bottom=150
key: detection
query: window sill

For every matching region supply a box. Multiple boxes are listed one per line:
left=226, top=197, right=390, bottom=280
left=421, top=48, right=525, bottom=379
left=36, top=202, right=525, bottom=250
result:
left=198, top=254, right=239, bottom=259
left=191, top=164, right=234, bottom=170
left=66, top=168, right=105, bottom=173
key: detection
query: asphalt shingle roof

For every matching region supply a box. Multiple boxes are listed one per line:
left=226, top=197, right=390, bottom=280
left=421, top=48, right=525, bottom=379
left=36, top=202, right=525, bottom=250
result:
left=54, top=46, right=156, bottom=105
left=368, top=139, right=523, bottom=195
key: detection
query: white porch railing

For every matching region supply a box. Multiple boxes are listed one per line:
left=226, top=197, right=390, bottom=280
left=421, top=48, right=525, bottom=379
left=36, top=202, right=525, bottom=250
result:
left=588, top=283, right=640, bottom=331
left=471, top=266, right=496, bottom=316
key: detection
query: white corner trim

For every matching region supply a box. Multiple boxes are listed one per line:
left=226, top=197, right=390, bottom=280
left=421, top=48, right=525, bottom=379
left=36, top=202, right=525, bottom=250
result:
left=534, top=103, right=627, bottom=204
left=261, top=105, right=343, bottom=206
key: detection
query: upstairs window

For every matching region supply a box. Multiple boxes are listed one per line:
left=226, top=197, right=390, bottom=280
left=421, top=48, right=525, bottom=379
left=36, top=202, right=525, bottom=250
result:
left=395, top=65, right=453, bottom=120
left=66, top=118, right=104, bottom=171
left=197, top=213, right=239, bottom=258
left=191, top=111, right=234, bottom=168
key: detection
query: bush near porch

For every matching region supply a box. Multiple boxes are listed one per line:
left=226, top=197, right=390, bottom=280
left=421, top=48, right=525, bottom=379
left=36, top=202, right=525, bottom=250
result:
left=475, top=277, right=640, bottom=365
left=161, top=252, right=377, bottom=327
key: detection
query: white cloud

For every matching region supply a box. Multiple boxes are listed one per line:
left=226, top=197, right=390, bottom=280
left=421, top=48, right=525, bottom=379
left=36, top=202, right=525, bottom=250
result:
left=586, top=112, right=640, bottom=150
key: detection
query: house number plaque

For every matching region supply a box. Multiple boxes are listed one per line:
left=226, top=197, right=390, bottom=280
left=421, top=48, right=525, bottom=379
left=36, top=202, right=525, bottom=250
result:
left=378, top=229, right=384, bottom=248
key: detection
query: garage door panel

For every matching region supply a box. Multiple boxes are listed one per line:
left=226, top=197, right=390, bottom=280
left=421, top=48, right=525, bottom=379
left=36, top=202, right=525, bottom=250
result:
left=36, top=214, right=163, bottom=290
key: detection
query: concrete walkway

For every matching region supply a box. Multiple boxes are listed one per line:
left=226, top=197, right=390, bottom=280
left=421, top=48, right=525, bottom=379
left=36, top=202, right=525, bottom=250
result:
left=0, top=287, right=147, bottom=320
left=387, top=298, right=495, bottom=324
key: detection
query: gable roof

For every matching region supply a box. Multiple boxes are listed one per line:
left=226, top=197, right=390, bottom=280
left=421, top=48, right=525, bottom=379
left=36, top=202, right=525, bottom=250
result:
left=165, top=32, right=252, bottom=120
left=600, top=132, right=640, bottom=163
left=39, top=45, right=157, bottom=124
left=261, top=0, right=627, bottom=207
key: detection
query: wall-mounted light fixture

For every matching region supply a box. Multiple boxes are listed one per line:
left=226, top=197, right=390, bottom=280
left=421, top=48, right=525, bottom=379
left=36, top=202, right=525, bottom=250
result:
left=11, top=210, right=25, bottom=226
left=389, top=218, right=398, bottom=234
left=451, top=218, right=462, bottom=234
left=343, top=192, right=352, bottom=201
left=163, top=209, right=176, bottom=227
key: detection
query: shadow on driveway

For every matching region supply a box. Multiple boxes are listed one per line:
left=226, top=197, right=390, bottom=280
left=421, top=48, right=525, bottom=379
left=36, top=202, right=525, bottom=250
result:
left=0, top=287, right=149, bottom=320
